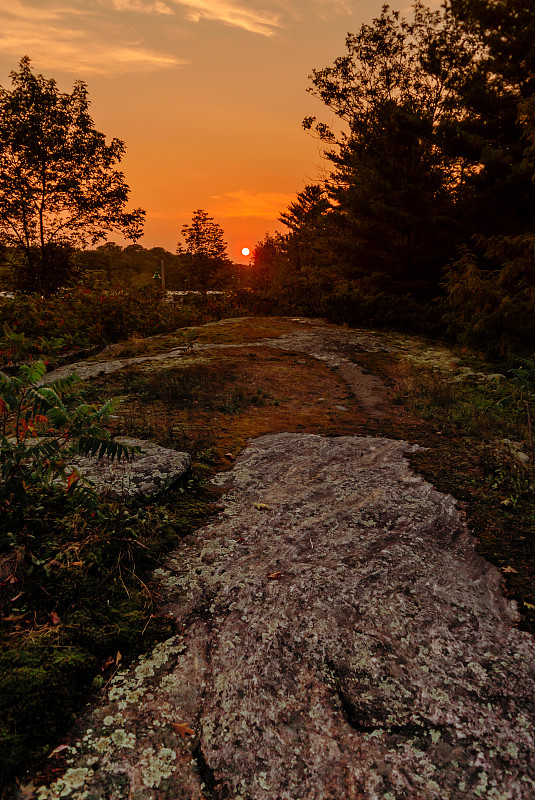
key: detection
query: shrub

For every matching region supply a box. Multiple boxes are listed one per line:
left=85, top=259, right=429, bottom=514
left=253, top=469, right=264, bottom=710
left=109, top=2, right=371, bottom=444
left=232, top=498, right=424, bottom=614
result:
left=0, top=360, right=137, bottom=516
left=443, top=243, right=535, bottom=356
left=0, top=326, right=68, bottom=371
left=0, top=286, right=264, bottom=362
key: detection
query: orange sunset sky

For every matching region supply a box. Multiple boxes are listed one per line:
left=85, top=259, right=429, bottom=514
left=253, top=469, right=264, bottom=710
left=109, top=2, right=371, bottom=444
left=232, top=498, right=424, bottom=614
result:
left=0, top=0, right=441, bottom=263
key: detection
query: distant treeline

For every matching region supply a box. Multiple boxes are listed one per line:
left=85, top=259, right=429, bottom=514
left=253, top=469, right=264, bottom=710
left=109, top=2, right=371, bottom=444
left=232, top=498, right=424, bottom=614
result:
left=76, top=241, right=238, bottom=292
left=0, top=241, right=239, bottom=294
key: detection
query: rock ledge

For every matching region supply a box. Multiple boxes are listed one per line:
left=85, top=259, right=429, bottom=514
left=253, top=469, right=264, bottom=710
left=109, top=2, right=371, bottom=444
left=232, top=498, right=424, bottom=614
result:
left=30, top=434, right=535, bottom=800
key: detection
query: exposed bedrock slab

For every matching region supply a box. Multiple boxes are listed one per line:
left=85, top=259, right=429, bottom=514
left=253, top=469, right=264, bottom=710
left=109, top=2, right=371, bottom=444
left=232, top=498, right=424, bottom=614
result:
left=32, top=434, right=535, bottom=800
left=67, top=437, right=191, bottom=499
left=42, top=322, right=390, bottom=418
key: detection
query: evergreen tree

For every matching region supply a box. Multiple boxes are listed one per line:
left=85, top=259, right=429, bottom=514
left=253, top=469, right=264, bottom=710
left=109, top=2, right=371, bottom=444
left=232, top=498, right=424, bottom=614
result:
left=440, top=1, right=535, bottom=352
left=445, top=0, right=535, bottom=237
left=304, top=2, right=479, bottom=295
left=250, top=233, right=288, bottom=292
left=278, top=185, right=334, bottom=283
left=177, top=210, right=230, bottom=292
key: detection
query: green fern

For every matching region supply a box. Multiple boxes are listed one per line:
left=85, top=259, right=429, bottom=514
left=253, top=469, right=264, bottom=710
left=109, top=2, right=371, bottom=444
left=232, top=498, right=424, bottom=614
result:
left=77, top=434, right=139, bottom=462
left=0, top=361, right=137, bottom=510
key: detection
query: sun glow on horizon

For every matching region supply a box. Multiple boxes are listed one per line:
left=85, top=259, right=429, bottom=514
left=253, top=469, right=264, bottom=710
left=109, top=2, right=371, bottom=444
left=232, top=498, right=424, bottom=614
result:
left=0, top=0, right=364, bottom=254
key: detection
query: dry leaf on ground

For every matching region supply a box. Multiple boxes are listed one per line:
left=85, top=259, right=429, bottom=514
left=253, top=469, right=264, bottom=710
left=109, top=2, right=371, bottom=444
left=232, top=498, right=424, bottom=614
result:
left=171, top=722, right=195, bottom=738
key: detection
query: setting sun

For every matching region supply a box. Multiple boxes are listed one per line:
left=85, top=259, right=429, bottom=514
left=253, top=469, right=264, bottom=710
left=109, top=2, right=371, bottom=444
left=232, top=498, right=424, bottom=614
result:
left=241, top=247, right=250, bottom=256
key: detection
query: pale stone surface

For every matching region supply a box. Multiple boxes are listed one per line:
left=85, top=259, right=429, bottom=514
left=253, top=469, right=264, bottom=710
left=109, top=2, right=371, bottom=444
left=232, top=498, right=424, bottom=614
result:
left=29, top=433, right=535, bottom=800
left=68, top=437, right=191, bottom=500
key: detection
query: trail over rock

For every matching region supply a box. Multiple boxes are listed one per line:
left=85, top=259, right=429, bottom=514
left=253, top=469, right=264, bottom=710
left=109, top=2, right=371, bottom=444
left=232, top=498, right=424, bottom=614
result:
left=42, top=322, right=392, bottom=417
left=33, top=433, right=535, bottom=800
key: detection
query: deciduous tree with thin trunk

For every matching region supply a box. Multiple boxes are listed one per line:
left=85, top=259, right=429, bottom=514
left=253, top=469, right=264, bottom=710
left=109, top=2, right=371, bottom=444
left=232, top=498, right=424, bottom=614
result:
left=0, top=57, right=145, bottom=296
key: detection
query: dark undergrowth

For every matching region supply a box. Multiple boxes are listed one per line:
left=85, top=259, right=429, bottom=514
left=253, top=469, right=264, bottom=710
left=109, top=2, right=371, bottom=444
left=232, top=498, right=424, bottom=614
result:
left=0, top=286, right=259, bottom=372
left=0, top=470, right=221, bottom=789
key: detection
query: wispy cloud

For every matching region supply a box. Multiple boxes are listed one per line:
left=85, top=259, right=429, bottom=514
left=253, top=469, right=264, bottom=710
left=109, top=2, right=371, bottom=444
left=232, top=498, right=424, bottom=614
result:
left=210, top=189, right=294, bottom=218
left=0, top=0, right=354, bottom=77
left=0, top=0, right=183, bottom=74
left=104, top=0, right=282, bottom=34
left=171, top=0, right=281, bottom=36
left=312, top=0, right=353, bottom=20
left=171, top=0, right=352, bottom=34
left=107, top=0, right=174, bottom=14
left=0, top=0, right=80, bottom=23
left=269, top=0, right=352, bottom=23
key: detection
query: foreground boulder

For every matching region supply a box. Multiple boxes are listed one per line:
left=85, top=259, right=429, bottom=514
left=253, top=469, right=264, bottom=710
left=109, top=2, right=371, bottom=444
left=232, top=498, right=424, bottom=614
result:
left=30, top=434, right=535, bottom=799
left=68, top=437, right=191, bottom=500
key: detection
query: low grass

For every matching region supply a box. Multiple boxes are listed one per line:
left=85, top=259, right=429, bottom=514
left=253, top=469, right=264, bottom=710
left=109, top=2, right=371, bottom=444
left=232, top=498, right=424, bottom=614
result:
left=90, top=345, right=363, bottom=466
left=86, top=329, right=198, bottom=362
left=182, top=316, right=305, bottom=345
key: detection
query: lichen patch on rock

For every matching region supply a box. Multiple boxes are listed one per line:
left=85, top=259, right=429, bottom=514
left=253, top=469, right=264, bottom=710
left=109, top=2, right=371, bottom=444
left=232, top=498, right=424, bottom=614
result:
left=66, top=437, right=191, bottom=499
